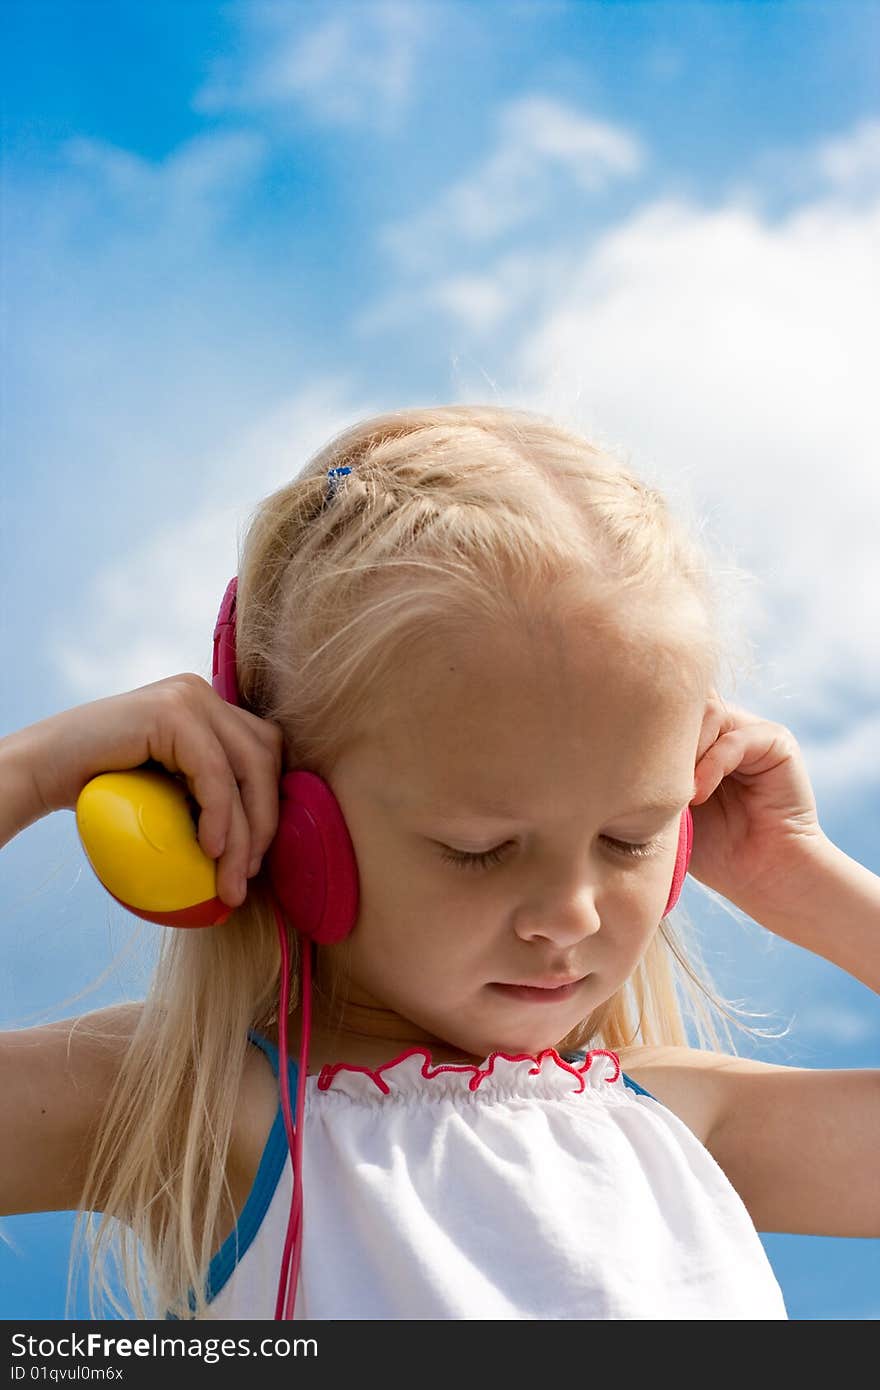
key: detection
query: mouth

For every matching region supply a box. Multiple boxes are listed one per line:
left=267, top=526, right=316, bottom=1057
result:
left=489, top=976, right=587, bottom=1004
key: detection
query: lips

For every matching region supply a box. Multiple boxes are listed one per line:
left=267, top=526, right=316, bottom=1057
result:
left=501, top=977, right=584, bottom=989
left=489, top=976, right=587, bottom=1004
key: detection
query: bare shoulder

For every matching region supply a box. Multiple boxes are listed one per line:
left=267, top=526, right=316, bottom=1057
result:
left=226, top=1038, right=283, bottom=1224
left=615, top=1042, right=749, bottom=1146
left=0, top=1001, right=145, bottom=1216
left=0, top=1001, right=281, bottom=1234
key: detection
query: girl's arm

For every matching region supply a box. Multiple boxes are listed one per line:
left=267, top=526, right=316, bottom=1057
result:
left=707, top=837, right=879, bottom=1237
left=0, top=722, right=51, bottom=847
left=0, top=729, right=143, bottom=1214
left=735, top=833, right=880, bottom=995
left=0, top=676, right=284, bottom=1217
left=0, top=1004, right=144, bottom=1216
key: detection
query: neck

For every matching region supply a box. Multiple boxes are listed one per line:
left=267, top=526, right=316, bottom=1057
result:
left=270, top=997, right=488, bottom=1073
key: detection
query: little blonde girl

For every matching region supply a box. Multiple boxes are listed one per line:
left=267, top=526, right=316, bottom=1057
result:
left=1, top=405, right=877, bottom=1321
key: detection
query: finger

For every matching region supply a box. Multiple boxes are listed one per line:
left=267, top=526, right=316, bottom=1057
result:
left=202, top=708, right=284, bottom=898
left=692, top=728, right=741, bottom=805
left=237, top=707, right=286, bottom=768
left=214, top=774, right=253, bottom=908
left=150, top=683, right=276, bottom=907
left=693, top=720, right=780, bottom=805
left=150, top=721, right=231, bottom=863
left=172, top=734, right=251, bottom=906
left=216, top=709, right=284, bottom=874
left=226, top=739, right=282, bottom=880
left=696, top=696, right=725, bottom=764
left=695, top=693, right=761, bottom=770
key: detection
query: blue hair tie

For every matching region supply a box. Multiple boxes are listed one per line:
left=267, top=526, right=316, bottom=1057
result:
left=325, top=466, right=352, bottom=502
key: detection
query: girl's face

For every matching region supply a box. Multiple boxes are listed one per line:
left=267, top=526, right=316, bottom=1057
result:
left=318, top=615, right=707, bottom=1063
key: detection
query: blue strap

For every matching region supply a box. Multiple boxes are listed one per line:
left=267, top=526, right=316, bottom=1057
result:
left=166, top=1028, right=298, bottom=1316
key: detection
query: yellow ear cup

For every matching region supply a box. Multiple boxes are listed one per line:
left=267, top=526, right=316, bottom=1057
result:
left=76, top=769, right=217, bottom=913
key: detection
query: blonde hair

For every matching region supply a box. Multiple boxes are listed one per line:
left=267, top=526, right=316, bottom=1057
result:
left=72, top=403, right=765, bottom=1319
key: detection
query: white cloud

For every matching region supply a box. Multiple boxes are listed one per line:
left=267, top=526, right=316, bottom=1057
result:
left=508, top=190, right=880, bottom=721
left=379, top=96, right=645, bottom=272
left=61, top=130, right=267, bottom=238
left=787, top=1002, right=878, bottom=1047
left=813, top=117, right=880, bottom=193
left=49, top=381, right=377, bottom=701
left=194, top=0, right=430, bottom=131
left=797, top=712, right=880, bottom=811
left=727, top=116, right=880, bottom=209
left=356, top=246, right=578, bottom=337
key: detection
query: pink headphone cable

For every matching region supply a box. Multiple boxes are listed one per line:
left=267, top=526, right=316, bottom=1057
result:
left=272, top=896, right=313, bottom=1320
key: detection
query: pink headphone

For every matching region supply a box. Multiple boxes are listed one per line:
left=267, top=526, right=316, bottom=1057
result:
left=212, top=574, right=694, bottom=1319
left=213, top=576, right=360, bottom=947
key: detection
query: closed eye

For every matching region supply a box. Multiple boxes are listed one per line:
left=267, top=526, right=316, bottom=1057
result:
left=438, top=837, right=663, bottom=871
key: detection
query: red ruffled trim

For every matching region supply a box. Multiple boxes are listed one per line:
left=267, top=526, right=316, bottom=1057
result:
left=316, top=1045, right=621, bottom=1095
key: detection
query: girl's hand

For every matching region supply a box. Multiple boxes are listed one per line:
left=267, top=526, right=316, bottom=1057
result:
left=687, top=691, right=830, bottom=923
left=26, top=674, right=284, bottom=908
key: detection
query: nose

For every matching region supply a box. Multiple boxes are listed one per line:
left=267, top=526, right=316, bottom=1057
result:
left=513, top=879, right=602, bottom=948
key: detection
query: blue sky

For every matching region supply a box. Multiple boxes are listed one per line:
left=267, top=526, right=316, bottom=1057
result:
left=1, top=0, right=878, bottom=1321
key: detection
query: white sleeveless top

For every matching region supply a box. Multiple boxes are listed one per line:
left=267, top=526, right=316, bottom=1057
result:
left=195, top=1030, right=787, bottom=1320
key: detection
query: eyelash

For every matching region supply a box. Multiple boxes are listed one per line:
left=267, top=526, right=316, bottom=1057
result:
left=439, top=837, right=662, bottom=871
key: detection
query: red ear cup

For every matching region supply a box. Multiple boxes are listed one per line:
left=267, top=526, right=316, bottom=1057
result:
left=266, top=772, right=359, bottom=944
left=212, top=577, right=240, bottom=706
left=213, top=577, right=361, bottom=943
left=663, top=805, right=693, bottom=917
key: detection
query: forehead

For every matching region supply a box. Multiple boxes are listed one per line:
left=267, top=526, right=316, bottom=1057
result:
left=362, top=618, right=702, bottom=816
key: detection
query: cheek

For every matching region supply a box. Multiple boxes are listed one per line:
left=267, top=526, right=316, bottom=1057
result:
left=344, top=896, right=472, bottom=983
left=617, top=918, right=664, bottom=978
left=598, top=893, right=665, bottom=958
left=549, top=865, right=681, bottom=926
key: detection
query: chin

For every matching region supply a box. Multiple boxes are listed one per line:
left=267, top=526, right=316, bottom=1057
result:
left=479, top=1001, right=596, bottom=1059
left=476, top=1024, right=581, bottom=1060
left=422, top=1003, right=592, bottom=1064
